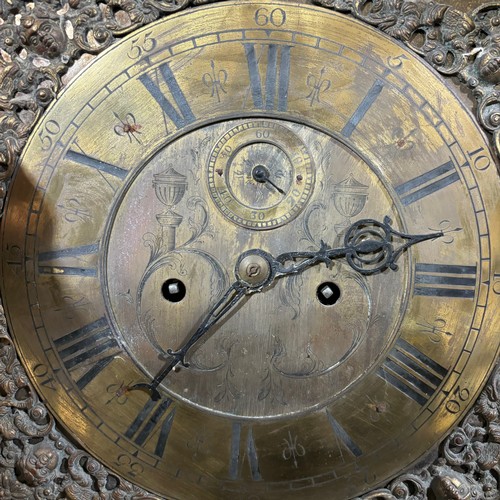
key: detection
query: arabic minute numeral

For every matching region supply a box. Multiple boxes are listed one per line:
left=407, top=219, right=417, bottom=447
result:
left=38, top=120, right=60, bottom=150
left=128, top=32, right=157, bottom=59
left=387, top=54, right=409, bottom=69
left=493, top=272, right=500, bottom=295
left=114, top=454, right=145, bottom=478
left=32, top=363, right=57, bottom=391
left=444, top=385, right=470, bottom=414
left=468, top=146, right=491, bottom=171
left=254, top=7, right=286, bottom=27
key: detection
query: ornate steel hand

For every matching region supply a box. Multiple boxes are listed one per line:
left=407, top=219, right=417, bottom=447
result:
left=126, top=216, right=443, bottom=400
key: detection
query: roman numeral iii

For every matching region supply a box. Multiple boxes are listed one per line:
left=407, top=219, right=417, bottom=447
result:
left=414, top=263, right=477, bottom=299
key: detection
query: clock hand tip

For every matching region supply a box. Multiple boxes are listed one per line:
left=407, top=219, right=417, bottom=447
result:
left=119, top=382, right=162, bottom=401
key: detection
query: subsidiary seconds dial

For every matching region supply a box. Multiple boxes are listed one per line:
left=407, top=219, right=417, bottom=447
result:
left=208, top=120, right=315, bottom=229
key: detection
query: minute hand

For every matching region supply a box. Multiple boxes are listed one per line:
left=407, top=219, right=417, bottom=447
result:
left=270, top=217, right=443, bottom=278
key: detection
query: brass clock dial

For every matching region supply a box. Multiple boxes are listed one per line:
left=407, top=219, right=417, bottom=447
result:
left=1, top=1, right=499, bottom=499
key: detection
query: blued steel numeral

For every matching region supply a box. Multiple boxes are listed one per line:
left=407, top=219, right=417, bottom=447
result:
left=125, top=398, right=176, bottom=458
left=326, top=409, right=362, bottom=459
left=139, top=62, right=195, bottom=130
left=66, top=150, right=128, bottom=180
left=377, top=339, right=448, bottom=406
left=341, top=80, right=384, bottom=138
left=229, top=423, right=262, bottom=481
left=414, top=263, right=477, bottom=298
left=38, top=243, right=99, bottom=277
left=395, top=160, right=460, bottom=206
left=54, top=317, right=119, bottom=390
left=244, top=43, right=292, bottom=112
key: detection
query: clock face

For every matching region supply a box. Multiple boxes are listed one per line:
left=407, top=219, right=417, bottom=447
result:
left=1, top=1, right=499, bottom=498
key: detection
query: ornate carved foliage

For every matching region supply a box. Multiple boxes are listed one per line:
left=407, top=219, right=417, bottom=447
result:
left=356, top=364, right=500, bottom=499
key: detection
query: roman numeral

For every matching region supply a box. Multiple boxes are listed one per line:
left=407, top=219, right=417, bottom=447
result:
left=377, top=339, right=448, bottom=406
left=54, top=317, right=119, bottom=390
left=326, top=409, right=362, bottom=459
left=395, top=160, right=460, bottom=206
left=66, top=150, right=128, bottom=180
left=229, top=423, right=261, bottom=481
left=38, top=243, right=99, bottom=277
left=415, top=263, right=477, bottom=299
left=139, top=62, right=195, bottom=130
left=341, top=80, right=384, bottom=138
left=125, top=398, right=176, bottom=458
left=244, top=43, right=292, bottom=111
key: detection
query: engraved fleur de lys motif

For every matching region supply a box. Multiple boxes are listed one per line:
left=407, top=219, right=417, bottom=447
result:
left=281, top=431, right=306, bottom=468
left=113, top=112, right=143, bottom=144
left=306, top=66, right=331, bottom=106
left=57, top=197, right=92, bottom=223
left=417, top=318, right=453, bottom=344
left=202, top=60, right=228, bottom=103
left=428, top=220, right=463, bottom=244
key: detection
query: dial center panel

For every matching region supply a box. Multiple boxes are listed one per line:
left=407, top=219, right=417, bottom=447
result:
left=103, top=119, right=409, bottom=419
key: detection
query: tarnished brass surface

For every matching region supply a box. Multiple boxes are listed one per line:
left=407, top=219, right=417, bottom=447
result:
left=1, top=1, right=499, bottom=499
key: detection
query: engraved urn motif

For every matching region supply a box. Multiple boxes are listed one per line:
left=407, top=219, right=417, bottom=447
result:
left=333, top=174, right=369, bottom=233
left=153, top=167, right=188, bottom=251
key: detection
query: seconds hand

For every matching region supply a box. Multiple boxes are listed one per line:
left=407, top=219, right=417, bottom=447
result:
left=124, top=217, right=445, bottom=401
left=252, top=164, right=286, bottom=195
